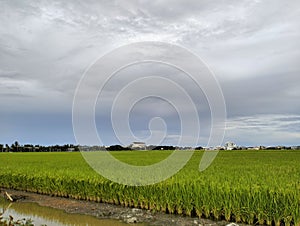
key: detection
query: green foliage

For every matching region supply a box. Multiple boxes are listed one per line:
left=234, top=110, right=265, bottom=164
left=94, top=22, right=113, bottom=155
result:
left=0, top=151, right=299, bottom=225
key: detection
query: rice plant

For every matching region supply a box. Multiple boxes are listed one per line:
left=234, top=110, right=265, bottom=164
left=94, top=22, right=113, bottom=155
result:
left=0, top=150, right=299, bottom=225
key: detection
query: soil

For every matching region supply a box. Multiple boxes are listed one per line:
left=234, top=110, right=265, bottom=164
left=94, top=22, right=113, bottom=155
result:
left=1, top=188, right=250, bottom=226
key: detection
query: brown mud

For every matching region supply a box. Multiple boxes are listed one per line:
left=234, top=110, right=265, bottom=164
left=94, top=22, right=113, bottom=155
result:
left=1, top=188, right=250, bottom=226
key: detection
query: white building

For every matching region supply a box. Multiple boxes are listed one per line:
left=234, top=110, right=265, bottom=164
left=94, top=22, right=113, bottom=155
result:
left=129, top=142, right=146, bottom=150
left=224, top=141, right=237, bottom=150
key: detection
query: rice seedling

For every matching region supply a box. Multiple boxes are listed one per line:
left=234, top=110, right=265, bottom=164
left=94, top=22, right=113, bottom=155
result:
left=0, top=150, right=299, bottom=225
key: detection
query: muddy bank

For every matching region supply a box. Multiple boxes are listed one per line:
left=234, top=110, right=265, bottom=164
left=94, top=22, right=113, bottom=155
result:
left=1, top=188, right=250, bottom=226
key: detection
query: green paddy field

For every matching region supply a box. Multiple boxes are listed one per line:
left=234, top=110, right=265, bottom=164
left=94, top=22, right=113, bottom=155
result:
left=0, top=150, right=299, bottom=225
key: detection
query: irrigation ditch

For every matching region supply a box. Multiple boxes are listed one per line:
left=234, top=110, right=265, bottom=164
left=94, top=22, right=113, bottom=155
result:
left=1, top=188, right=251, bottom=226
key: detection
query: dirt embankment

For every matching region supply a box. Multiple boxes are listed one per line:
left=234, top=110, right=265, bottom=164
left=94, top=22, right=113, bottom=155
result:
left=1, top=188, right=250, bottom=226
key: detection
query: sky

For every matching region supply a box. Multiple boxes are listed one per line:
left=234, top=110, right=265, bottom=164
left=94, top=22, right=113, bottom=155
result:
left=0, top=0, right=300, bottom=147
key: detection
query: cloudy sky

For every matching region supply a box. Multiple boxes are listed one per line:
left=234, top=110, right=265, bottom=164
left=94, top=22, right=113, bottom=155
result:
left=1, top=0, right=300, bottom=147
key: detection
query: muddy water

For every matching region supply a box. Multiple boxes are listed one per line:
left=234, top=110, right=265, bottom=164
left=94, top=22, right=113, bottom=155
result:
left=0, top=197, right=130, bottom=226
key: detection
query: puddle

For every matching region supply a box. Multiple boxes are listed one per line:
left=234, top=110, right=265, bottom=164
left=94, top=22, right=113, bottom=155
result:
left=0, top=197, right=132, bottom=226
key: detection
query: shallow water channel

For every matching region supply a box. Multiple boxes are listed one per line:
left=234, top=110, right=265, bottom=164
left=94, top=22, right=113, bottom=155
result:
left=0, top=197, right=134, bottom=226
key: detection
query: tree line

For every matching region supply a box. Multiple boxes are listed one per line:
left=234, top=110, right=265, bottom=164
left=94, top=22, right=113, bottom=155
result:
left=0, top=142, right=180, bottom=152
left=0, top=141, right=79, bottom=152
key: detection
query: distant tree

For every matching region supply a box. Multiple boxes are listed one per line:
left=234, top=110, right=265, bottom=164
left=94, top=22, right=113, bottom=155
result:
left=195, top=146, right=203, bottom=150
left=74, top=146, right=80, bottom=152
left=147, top=145, right=157, bottom=150
left=0, top=144, right=3, bottom=152
left=11, top=143, right=15, bottom=152
left=106, top=145, right=131, bottom=151
left=14, top=141, right=19, bottom=152
left=152, top=146, right=175, bottom=150
left=5, top=144, right=10, bottom=152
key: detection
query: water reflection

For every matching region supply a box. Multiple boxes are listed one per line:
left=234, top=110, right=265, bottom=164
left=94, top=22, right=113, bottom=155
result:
left=0, top=197, right=134, bottom=226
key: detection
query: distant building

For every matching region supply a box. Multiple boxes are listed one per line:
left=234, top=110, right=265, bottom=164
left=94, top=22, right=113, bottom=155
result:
left=67, top=148, right=75, bottom=152
left=252, top=146, right=266, bottom=150
left=224, top=141, right=237, bottom=150
left=129, top=142, right=146, bottom=150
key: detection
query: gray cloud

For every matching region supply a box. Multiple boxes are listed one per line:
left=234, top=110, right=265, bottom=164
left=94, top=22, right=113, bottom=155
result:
left=0, top=69, right=19, bottom=78
left=221, top=72, right=300, bottom=117
left=226, top=114, right=300, bottom=146
left=0, top=0, right=299, bottom=145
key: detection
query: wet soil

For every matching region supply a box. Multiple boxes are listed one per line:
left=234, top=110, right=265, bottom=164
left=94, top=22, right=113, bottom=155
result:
left=1, top=188, right=250, bottom=226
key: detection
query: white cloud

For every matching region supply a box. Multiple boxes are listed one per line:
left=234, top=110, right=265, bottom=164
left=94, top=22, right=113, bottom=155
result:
left=225, top=114, right=300, bottom=145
